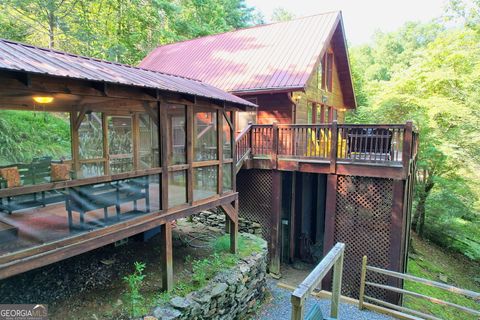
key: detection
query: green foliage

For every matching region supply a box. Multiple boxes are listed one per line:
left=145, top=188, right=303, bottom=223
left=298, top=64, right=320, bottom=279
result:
left=271, top=7, right=295, bottom=22
left=349, top=1, right=480, bottom=260
left=0, top=0, right=261, bottom=64
left=0, top=111, right=71, bottom=165
left=154, top=233, right=263, bottom=305
left=405, top=237, right=480, bottom=319
left=123, top=261, right=147, bottom=317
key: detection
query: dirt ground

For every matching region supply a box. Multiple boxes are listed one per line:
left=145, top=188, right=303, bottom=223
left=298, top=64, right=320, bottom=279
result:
left=0, top=219, right=223, bottom=319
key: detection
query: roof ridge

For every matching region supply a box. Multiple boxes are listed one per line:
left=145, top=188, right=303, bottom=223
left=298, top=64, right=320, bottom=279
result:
left=148, top=11, right=341, bottom=51
left=0, top=38, right=204, bottom=83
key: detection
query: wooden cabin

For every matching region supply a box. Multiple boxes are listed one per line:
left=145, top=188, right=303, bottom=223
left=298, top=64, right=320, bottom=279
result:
left=0, top=39, right=255, bottom=289
left=141, top=11, right=418, bottom=304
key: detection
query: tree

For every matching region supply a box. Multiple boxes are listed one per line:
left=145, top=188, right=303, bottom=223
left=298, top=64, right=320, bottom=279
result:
left=271, top=7, right=295, bottom=22
left=349, top=21, right=480, bottom=259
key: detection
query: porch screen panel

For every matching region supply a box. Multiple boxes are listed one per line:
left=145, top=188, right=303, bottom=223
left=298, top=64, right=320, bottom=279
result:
left=194, top=111, right=217, bottom=161
left=78, top=112, right=104, bottom=178
left=139, top=113, right=159, bottom=169
left=108, top=116, right=133, bottom=174
left=193, top=166, right=217, bottom=201
left=222, top=113, right=232, bottom=160
left=167, top=105, right=186, bottom=165
left=168, top=170, right=187, bottom=208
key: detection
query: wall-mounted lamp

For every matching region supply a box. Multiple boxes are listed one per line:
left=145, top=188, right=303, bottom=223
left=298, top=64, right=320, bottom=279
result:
left=33, top=96, right=54, bottom=104
left=293, top=93, right=302, bottom=103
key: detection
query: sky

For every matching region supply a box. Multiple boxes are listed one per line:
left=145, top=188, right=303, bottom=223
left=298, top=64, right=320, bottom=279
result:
left=245, top=0, right=449, bottom=45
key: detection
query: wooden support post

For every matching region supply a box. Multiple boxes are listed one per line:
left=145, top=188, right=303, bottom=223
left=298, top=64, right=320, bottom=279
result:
left=359, top=255, right=368, bottom=310
left=186, top=105, right=194, bottom=204
left=229, top=200, right=238, bottom=254
left=331, top=248, right=344, bottom=318
left=220, top=202, right=238, bottom=254
left=218, top=110, right=223, bottom=195
left=102, top=113, right=110, bottom=176
left=231, top=112, right=237, bottom=192
left=160, top=102, right=169, bottom=210
left=271, top=122, right=278, bottom=169
left=160, top=222, right=173, bottom=291
left=269, top=170, right=282, bottom=276
left=402, top=120, right=413, bottom=179
left=132, top=113, right=141, bottom=170
left=330, top=120, right=338, bottom=173
left=291, top=295, right=305, bottom=320
left=70, top=112, right=80, bottom=177
left=323, top=174, right=338, bottom=289
left=388, top=179, right=406, bottom=304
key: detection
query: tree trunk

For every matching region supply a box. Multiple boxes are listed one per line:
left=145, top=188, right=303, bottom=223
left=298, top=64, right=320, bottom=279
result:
left=414, top=180, right=434, bottom=239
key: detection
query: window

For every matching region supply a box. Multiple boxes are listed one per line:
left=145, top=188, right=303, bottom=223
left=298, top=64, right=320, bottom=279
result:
left=193, top=166, right=218, bottom=201
left=167, top=105, right=186, bottom=165
left=194, top=111, right=217, bottom=161
left=139, top=113, right=159, bottom=169
left=169, top=170, right=187, bottom=208
left=321, top=52, right=334, bottom=92
left=223, top=113, right=232, bottom=160
left=108, top=116, right=133, bottom=174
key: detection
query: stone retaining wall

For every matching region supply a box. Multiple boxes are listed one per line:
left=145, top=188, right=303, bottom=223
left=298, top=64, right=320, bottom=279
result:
left=145, top=234, right=268, bottom=320
left=191, top=211, right=263, bottom=237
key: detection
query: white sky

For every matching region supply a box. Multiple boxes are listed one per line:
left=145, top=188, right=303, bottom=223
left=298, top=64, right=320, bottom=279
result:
left=246, top=0, right=449, bottom=44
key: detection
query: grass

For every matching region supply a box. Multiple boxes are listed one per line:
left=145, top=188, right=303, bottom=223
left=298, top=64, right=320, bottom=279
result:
left=404, top=234, right=480, bottom=320
left=128, top=233, right=264, bottom=316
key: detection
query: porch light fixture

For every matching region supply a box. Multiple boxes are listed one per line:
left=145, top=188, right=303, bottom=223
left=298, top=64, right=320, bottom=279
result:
left=33, top=96, right=54, bottom=104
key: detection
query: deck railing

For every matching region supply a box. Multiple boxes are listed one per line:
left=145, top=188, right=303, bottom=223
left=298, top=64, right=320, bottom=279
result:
left=359, top=256, right=480, bottom=320
left=291, top=242, right=345, bottom=320
left=235, top=121, right=418, bottom=173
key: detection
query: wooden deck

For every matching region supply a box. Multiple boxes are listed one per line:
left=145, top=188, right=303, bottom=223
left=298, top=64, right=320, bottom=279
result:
left=236, top=121, right=418, bottom=179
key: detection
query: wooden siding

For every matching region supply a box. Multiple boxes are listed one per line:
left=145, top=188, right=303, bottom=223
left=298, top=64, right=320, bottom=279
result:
left=241, top=93, right=293, bottom=126
left=295, top=44, right=347, bottom=124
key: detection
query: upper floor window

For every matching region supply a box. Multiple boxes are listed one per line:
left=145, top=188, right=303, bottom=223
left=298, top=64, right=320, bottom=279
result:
left=321, top=52, right=334, bottom=92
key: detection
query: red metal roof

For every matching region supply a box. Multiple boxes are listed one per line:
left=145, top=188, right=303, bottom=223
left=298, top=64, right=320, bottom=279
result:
left=0, top=39, right=256, bottom=109
left=140, top=11, right=355, bottom=107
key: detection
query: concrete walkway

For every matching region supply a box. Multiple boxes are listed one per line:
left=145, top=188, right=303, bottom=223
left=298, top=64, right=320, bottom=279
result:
left=252, top=279, right=395, bottom=320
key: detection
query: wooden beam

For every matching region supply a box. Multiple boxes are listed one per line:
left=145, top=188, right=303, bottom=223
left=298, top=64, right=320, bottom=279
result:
left=387, top=180, right=406, bottom=304
left=160, top=222, right=174, bottom=291
left=218, top=110, right=224, bottom=195
left=221, top=202, right=238, bottom=254
left=133, top=113, right=141, bottom=170
left=186, top=105, right=194, bottom=204
left=269, top=170, right=282, bottom=276
left=160, top=102, right=169, bottom=210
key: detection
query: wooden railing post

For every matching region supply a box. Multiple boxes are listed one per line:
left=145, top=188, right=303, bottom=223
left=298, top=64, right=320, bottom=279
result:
left=272, top=122, right=278, bottom=169
left=402, top=121, right=413, bottom=178
left=291, top=295, right=305, bottom=320
left=248, top=121, right=254, bottom=155
left=359, top=255, right=367, bottom=310
left=330, top=120, right=338, bottom=173
left=331, top=248, right=344, bottom=318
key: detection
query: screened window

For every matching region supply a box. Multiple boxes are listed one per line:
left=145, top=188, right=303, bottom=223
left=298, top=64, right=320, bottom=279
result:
left=167, top=105, right=186, bottom=165
left=194, top=111, right=217, bottom=161
left=139, top=113, right=159, bottom=169
left=223, top=113, right=232, bottom=160
left=223, top=163, right=233, bottom=192
left=193, top=166, right=217, bottom=201
left=108, top=116, right=133, bottom=174
left=79, top=112, right=103, bottom=160
left=169, top=170, right=187, bottom=208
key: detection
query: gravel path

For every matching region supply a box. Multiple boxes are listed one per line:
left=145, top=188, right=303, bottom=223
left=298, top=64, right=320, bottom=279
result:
left=252, top=279, right=395, bottom=320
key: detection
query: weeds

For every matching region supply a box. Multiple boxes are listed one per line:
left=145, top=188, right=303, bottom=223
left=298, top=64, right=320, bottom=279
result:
left=123, top=261, right=146, bottom=317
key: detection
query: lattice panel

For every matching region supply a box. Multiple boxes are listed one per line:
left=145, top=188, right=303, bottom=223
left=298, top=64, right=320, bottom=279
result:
left=236, top=169, right=273, bottom=240
left=334, top=175, right=393, bottom=300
